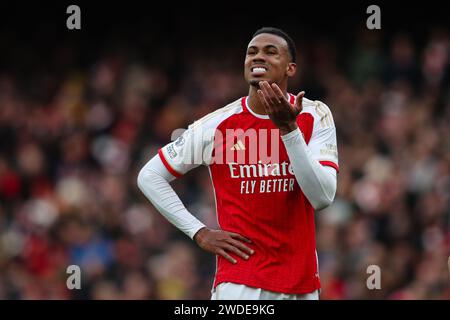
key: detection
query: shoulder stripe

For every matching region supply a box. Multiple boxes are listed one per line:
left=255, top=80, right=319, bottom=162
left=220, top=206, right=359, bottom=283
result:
left=314, top=101, right=333, bottom=128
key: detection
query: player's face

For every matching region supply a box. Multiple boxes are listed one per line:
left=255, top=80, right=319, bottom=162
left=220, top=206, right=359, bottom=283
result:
left=244, top=33, right=296, bottom=88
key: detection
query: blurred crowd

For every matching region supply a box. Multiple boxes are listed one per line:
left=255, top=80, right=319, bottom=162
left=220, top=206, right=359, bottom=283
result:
left=0, top=17, right=449, bottom=299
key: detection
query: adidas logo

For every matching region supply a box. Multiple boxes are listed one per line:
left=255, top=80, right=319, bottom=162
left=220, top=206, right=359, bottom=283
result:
left=230, top=140, right=246, bottom=151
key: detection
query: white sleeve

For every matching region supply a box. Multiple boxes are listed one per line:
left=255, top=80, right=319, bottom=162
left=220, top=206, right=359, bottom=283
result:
left=158, top=121, right=214, bottom=178
left=307, top=120, right=339, bottom=172
left=281, top=127, right=338, bottom=210
left=137, top=155, right=206, bottom=239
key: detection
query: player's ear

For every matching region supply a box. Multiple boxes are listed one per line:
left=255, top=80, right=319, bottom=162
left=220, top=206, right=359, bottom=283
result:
left=286, top=62, right=296, bottom=77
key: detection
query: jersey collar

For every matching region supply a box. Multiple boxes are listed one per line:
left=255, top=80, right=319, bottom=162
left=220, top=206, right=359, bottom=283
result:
left=241, top=94, right=296, bottom=120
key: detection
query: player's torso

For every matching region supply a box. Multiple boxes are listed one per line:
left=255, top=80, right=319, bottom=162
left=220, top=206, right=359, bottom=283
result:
left=208, top=96, right=315, bottom=251
left=208, top=96, right=320, bottom=293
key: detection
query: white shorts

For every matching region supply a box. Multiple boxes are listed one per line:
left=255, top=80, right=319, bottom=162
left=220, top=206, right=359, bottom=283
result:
left=211, top=282, right=320, bottom=300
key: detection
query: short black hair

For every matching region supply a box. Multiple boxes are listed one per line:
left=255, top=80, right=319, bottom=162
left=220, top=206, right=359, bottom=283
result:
left=252, top=27, right=297, bottom=63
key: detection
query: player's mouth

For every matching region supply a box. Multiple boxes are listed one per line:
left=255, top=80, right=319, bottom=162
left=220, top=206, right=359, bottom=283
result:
left=250, top=66, right=268, bottom=76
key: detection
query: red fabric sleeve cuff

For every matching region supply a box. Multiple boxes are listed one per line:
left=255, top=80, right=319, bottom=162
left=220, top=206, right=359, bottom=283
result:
left=158, top=148, right=182, bottom=178
left=319, top=160, right=339, bottom=173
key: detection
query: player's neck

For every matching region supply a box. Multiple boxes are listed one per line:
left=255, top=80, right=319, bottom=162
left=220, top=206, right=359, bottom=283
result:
left=247, top=85, right=288, bottom=115
left=247, top=93, right=266, bottom=115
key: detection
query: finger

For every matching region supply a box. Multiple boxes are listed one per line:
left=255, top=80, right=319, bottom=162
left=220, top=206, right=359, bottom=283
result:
left=295, top=91, right=305, bottom=113
left=272, top=83, right=295, bottom=113
left=271, top=83, right=287, bottom=102
left=229, top=232, right=252, bottom=244
left=217, top=248, right=237, bottom=264
left=259, top=81, right=275, bottom=106
left=257, top=89, right=272, bottom=114
left=258, top=81, right=272, bottom=106
left=226, top=238, right=254, bottom=255
left=261, top=81, right=280, bottom=105
left=222, top=243, right=249, bottom=260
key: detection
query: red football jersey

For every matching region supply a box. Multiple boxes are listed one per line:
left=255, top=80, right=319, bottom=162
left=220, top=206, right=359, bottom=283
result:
left=159, top=94, right=339, bottom=294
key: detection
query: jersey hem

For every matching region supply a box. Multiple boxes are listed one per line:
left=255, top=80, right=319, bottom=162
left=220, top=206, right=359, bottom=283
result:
left=214, top=276, right=321, bottom=295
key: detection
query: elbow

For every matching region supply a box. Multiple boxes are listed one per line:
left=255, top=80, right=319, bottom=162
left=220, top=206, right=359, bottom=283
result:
left=137, top=166, right=151, bottom=194
left=311, top=189, right=336, bottom=211
left=312, top=177, right=337, bottom=210
left=312, top=197, right=333, bottom=211
left=137, top=166, right=160, bottom=203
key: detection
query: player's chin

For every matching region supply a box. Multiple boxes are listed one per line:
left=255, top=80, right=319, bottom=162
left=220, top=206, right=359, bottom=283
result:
left=249, top=77, right=271, bottom=88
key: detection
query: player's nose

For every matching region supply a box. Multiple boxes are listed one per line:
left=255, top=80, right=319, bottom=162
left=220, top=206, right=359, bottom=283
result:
left=252, top=57, right=266, bottom=64
left=252, top=52, right=266, bottom=63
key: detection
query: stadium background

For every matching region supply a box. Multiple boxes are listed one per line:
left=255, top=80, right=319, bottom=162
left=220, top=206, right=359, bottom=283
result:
left=0, top=2, right=449, bottom=299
